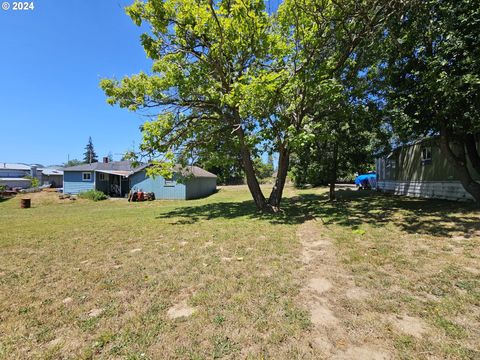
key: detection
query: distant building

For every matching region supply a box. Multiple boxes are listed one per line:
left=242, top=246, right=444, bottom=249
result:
left=63, top=158, right=217, bottom=199
left=40, top=168, right=64, bottom=188
left=0, top=163, right=31, bottom=189
left=0, top=163, right=64, bottom=189
left=376, top=137, right=480, bottom=201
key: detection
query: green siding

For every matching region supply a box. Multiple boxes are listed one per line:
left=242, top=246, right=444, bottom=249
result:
left=387, top=139, right=480, bottom=182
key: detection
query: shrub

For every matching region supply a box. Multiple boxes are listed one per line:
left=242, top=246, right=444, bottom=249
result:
left=78, top=190, right=107, bottom=201
left=24, top=176, right=40, bottom=188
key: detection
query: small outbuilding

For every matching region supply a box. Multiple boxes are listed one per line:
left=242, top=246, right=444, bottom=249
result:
left=130, top=164, right=217, bottom=200
left=63, top=159, right=217, bottom=199
left=39, top=168, right=64, bottom=188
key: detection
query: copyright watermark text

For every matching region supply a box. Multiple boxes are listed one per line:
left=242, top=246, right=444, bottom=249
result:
left=2, top=2, right=35, bottom=11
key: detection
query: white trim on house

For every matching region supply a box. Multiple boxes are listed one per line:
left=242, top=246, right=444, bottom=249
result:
left=82, top=172, right=92, bottom=181
left=377, top=180, right=475, bottom=202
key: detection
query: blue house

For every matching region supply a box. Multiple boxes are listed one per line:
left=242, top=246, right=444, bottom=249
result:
left=63, top=160, right=217, bottom=200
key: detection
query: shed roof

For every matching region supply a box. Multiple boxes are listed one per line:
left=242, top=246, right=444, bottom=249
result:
left=41, top=169, right=64, bottom=176
left=175, top=165, right=217, bottom=178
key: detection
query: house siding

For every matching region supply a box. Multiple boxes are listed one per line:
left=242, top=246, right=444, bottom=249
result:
left=0, top=169, right=29, bottom=178
left=129, top=170, right=186, bottom=200
left=376, top=138, right=480, bottom=201
left=376, top=180, right=474, bottom=201
left=185, top=177, right=216, bottom=199
left=63, top=171, right=94, bottom=194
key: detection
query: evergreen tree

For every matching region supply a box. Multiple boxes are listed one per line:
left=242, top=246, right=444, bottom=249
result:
left=83, top=137, right=98, bottom=164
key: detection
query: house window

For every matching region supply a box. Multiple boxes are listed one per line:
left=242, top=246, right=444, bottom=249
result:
left=421, top=147, right=432, bottom=165
left=82, top=172, right=92, bottom=181
left=98, top=173, right=108, bottom=181
left=164, top=178, right=175, bottom=187
left=387, top=159, right=396, bottom=169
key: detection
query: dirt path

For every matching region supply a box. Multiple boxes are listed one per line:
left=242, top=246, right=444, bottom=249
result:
left=297, top=220, right=392, bottom=359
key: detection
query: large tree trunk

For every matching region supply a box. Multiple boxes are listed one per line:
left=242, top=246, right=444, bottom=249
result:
left=235, top=126, right=268, bottom=210
left=465, top=133, right=480, bottom=174
left=268, top=144, right=290, bottom=210
left=439, top=128, right=480, bottom=203
left=329, top=141, right=338, bottom=201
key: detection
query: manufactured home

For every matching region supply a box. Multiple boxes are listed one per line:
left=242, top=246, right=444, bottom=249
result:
left=376, top=138, right=480, bottom=201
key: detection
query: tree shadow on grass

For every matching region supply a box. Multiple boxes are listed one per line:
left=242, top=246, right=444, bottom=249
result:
left=156, top=189, right=480, bottom=237
left=0, top=197, right=12, bottom=203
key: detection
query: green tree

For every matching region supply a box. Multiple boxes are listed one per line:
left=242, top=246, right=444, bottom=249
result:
left=275, top=0, right=402, bottom=201
left=83, top=137, right=98, bottom=164
left=63, top=159, right=83, bottom=167
left=253, top=156, right=274, bottom=180
left=379, top=0, right=480, bottom=202
left=101, top=0, right=403, bottom=210
left=195, top=137, right=245, bottom=185
left=101, top=0, right=284, bottom=210
left=24, top=176, right=40, bottom=188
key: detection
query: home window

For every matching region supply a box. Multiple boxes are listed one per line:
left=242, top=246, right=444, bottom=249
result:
left=421, top=147, right=432, bottom=165
left=164, top=178, right=175, bottom=187
left=82, top=172, right=91, bottom=181
left=98, top=173, right=108, bottom=181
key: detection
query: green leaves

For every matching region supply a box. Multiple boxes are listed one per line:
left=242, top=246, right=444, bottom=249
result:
left=380, top=0, right=480, bottom=139
left=100, top=0, right=410, bottom=207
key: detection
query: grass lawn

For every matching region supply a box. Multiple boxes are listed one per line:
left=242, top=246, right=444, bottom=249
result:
left=0, top=186, right=478, bottom=359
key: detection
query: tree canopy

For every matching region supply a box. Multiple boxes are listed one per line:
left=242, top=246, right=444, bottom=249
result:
left=101, top=0, right=404, bottom=210
left=379, top=0, right=480, bottom=201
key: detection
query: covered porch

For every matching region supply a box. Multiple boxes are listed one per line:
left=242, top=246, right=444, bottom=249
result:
left=95, top=170, right=130, bottom=198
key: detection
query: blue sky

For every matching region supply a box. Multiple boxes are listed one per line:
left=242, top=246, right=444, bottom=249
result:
left=0, top=0, right=152, bottom=165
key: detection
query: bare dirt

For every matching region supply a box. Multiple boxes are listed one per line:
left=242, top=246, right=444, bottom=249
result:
left=298, top=220, right=391, bottom=359
left=390, top=315, right=429, bottom=338
left=166, top=296, right=196, bottom=319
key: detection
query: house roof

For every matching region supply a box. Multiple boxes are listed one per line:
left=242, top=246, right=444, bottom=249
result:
left=63, top=161, right=137, bottom=172
left=133, top=163, right=217, bottom=178
left=175, top=165, right=217, bottom=178
left=64, top=161, right=216, bottom=178
left=41, top=169, right=64, bottom=176
left=0, top=163, right=31, bottom=171
left=0, top=177, right=31, bottom=181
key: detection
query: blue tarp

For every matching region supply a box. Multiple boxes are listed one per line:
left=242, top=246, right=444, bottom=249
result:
left=355, top=173, right=376, bottom=188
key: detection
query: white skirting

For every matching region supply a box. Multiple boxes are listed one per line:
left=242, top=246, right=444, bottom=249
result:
left=377, top=180, right=475, bottom=201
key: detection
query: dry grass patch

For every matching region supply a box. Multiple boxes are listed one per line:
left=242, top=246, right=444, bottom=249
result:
left=294, top=188, right=480, bottom=360
left=0, top=187, right=478, bottom=359
left=0, top=187, right=316, bottom=359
